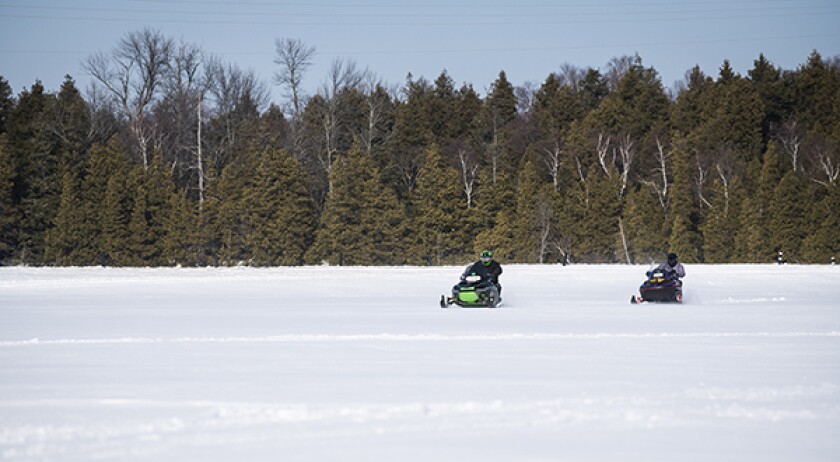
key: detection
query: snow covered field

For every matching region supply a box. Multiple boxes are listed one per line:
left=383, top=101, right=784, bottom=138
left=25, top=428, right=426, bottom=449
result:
left=1, top=264, right=839, bottom=461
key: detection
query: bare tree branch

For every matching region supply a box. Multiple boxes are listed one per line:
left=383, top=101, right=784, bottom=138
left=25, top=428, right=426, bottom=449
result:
left=273, top=38, right=315, bottom=117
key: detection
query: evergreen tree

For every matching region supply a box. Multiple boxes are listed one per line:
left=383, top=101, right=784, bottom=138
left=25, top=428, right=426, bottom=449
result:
left=748, top=53, right=789, bottom=147
left=0, top=101, right=8, bottom=141
left=671, top=66, right=711, bottom=137
left=574, top=166, right=623, bottom=262
left=509, top=158, right=555, bottom=263
left=624, top=183, right=666, bottom=264
left=84, top=139, right=132, bottom=265
left=204, top=153, right=257, bottom=265
left=307, top=142, right=407, bottom=265
left=769, top=170, right=809, bottom=261
left=793, top=51, right=840, bottom=131
left=666, top=137, right=702, bottom=262
left=7, top=82, right=61, bottom=264
left=735, top=148, right=782, bottom=262
left=700, top=68, right=765, bottom=165
left=409, top=143, right=471, bottom=265
left=101, top=167, right=135, bottom=266
left=244, top=148, right=317, bottom=265
left=53, top=75, right=92, bottom=175
left=44, top=170, right=98, bottom=265
left=800, top=187, right=840, bottom=263
left=0, top=135, right=18, bottom=262
left=701, top=177, right=741, bottom=263
left=483, top=71, right=517, bottom=183
left=125, top=154, right=173, bottom=265
left=164, top=191, right=203, bottom=266
left=0, top=76, right=13, bottom=135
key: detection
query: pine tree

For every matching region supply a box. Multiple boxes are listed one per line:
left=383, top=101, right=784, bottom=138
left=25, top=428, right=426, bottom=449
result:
left=793, top=51, right=840, bottom=131
left=701, top=177, right=741, bottom=263
left=409, top=143, right=471, bottom=264
left=800, top=187, right=840, bottom=263
left=307, top=142, right=407, bottom=265
left=748, top=53, right=789, bottom=147
left=84, top=139, right=132, bottom=265
left=574, top=166, right=622, bottom=262
left=769, top=170, right=809, bottom=261
left=164, top=191, right=202, bottom=266
left=101, top=167, right=135, bottom=266
left=0, top=76, right=13, bottom=135
left=624, top=183, right=666, bottom=264
left=509, top=158, right=556, bottom=263
left=54, top=76, right=92, bottom=175
left=7, top=82, right=60, bottom=264
left=204, top=154, right=257, bottom=265
left=244, top=149, right=317, bottom=265
left=125, top=154, right=173, bottom=266
left=0, top=135, right=18, bottom=262
left=44, top=171, right=98, bottom=265
left=666, top=137, right=702, bottom=262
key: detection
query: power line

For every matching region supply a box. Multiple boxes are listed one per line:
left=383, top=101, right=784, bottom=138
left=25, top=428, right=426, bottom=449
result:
left=2, top=33, right=838, bottom=58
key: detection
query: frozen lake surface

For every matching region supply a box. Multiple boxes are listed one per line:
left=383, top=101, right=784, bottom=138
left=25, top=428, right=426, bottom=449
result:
left=1, top=264, right=839, bottom=461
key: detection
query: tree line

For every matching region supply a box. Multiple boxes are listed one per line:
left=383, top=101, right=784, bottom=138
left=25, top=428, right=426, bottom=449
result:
left=1, top=29, right=838, bottom=266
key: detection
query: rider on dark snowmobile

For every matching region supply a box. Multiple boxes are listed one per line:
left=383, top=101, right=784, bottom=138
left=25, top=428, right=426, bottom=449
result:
left=653, top=253, right=686, bottom=292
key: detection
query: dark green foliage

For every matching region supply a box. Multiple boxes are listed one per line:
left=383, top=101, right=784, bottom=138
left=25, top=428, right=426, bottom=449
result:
left=307, top=142, right=407, bottom=265
left=125, top=154, right=173, bottom=266
left=44, top=171, right=98, bottom=265
left=769, top=170, right=810, bottom=262
left=800, top=187, right=840, bottom=263
left=701, top=177, right=742, bottom=263
left=409, top=144, right=471, bottom=265
left=574, top=166, right=623, bottom=263
left=0, top=76, right=13, bottom=134
left=624, top=183, right=666, bottom=264
left=244, top=149, right=317, bottom=265
left=666, top=138, right=702, bottom=262
left=7, top=82, right=60, bottom=264
left=3, top=48, right=839, bottom=267
left=0, top=136, right=18, bottom=261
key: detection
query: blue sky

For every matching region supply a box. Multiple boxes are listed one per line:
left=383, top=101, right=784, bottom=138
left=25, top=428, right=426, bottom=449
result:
left=1, top=0, right=839, bottom=105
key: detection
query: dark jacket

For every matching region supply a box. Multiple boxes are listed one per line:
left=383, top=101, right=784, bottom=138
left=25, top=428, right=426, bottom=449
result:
left=462, top=260, right=503, bottom=285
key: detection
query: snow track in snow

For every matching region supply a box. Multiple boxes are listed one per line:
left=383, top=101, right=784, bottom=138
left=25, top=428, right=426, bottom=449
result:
left=2, top=331, right=839, bottom=347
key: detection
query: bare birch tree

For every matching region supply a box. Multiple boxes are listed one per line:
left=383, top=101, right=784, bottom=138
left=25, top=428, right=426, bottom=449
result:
left=273, top=38, right=315, bottom=117
left=204, top=56, right=269, bottom=169
left=314, top=58, right=368, bottom=193
left=595, top=132, right=612, bottom=177
left=806, top=134, right=840, bottom=187
left=642, top=135, right=671, bottom=210
left=714, top=147, right=738, bottom=215
left=558, top=62, right=585, bottom=91
left=358, top=73, right=396, bottom=156
left=82, top=27, right=173, bottom=170
left=777, top=120, right=804, bottom=172
left=543, top=141, right=563, bottom=192
left=617, top=133, right=636, bottom=197
left=456, top=147, right=479, bottom=208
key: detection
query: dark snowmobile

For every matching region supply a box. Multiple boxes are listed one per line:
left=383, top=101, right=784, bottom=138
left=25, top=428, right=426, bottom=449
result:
left=440, top=273, right=501, bottom=308
left=631, top=268, right=683, bottom=304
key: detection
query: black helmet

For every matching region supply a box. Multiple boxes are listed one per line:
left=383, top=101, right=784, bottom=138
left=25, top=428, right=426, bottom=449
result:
left=480, top=250, right=494, bottom=266
left=667, top=253, right=678, bottom=266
